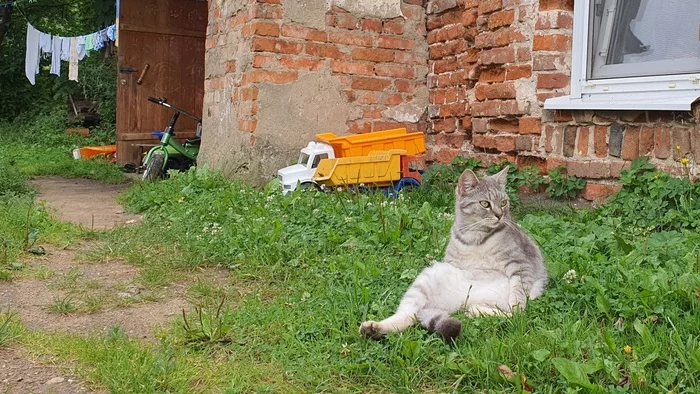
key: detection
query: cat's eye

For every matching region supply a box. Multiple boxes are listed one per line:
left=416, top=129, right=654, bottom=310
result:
left=500, top=200, right=507, bottom=207
left=479, top=201, right=490, bottom=208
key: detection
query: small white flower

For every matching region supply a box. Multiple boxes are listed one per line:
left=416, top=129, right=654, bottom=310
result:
left=337, top=187, right=343, bottom=192
left=563, top=269, right=578, bottom=284
left=266, top=195, right=274, bottom=202
left=344, top=217, right=353, bottom=223
left=312, top=209, right=320, bottom=214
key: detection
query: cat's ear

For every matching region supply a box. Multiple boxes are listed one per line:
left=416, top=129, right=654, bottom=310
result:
left=457, top=169, right=479, bottom=196
left=492, top=167, right=510, bottom=189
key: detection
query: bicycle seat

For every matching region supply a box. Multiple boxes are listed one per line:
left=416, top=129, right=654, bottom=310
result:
left=151, top=131, right=176, bottom=138
left=185, top=136, right=201, bottom=146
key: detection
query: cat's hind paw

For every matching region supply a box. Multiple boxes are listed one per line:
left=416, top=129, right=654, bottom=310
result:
left=435, top=317, right=462, bottom=343
left=359, top=321, right=385, bottom=340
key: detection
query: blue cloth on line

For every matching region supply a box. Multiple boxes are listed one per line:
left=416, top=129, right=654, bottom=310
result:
left=93, top=30, right=104, bottom=50
left=107, top=24, right=117, bottom=41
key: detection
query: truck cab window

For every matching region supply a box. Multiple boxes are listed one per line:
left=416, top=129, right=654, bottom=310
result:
left=299, top=153, right=310, bottom=166
left=312, top=153, right=329, bottom=168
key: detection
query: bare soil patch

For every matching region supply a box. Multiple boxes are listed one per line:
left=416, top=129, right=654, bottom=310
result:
left=1, top=243, right=187, bottom=340
left=30, top=177, right=141, bottom=230
left=0, top=347, right=96, bottom=394
left=1, top=177, right=231, bottom=392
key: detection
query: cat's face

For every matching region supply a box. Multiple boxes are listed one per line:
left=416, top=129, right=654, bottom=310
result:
left=454, top=168, right=510, bottom=231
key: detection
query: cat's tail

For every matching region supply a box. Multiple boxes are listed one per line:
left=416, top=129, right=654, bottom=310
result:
left=417, top=309, right=462, bottom=342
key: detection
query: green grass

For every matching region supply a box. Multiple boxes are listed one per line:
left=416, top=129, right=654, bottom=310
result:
left=46, top=166, right=694, bottom=393
left=0, top=111, right=127, bottom=184
left=47, top=295, right=78, bottom=315
left=1, top=119, right=699, bottom=392
left=0, top=310, right=25, bottom=347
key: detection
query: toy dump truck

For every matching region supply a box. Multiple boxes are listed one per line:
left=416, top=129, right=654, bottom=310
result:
left=313, top=149, right=425, bottom=193
left=278, top=128, right=426, bottom=194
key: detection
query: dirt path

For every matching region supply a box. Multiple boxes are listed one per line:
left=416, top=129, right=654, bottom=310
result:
left=1, top=177, right=229, bottom=394
left=30, top=177, right=142, bottom=230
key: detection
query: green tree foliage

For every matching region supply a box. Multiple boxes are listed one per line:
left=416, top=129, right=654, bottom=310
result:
left=0, top=0, right=116, bottom=125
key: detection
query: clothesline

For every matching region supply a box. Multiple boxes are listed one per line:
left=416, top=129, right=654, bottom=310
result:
left=21, top=0, right=120, bottom=85
left=25, top=22, right=117, bottom=85
left=12, top=1, right=115, bottom=37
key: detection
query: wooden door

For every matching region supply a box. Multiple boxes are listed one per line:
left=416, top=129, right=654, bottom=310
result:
left=116, top=0, right=206, bottom=165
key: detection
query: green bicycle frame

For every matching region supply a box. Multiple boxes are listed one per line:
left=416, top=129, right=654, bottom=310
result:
left=143, top=131, right=198, bottom=170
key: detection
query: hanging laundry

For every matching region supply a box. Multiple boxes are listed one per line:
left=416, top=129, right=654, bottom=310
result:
left=68, top=37, right=78, bottom=82
left=39, top=32, right=52, bottom=57
left=77, top=36, right=86, bottom=60
left=93, top=29, right=104, bottom=51
left=107, top=25, right=117, bottom=42
left=24, top=21, right=117, bottom=83
left=25, top=23, right=41, bottom=85
left=61, top=37, right=70, bottom=61
left=50, top=36, right=61, bottom=76
left=85, top=34, right=94, bottom=52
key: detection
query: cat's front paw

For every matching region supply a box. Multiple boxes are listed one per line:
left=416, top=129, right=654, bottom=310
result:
left=359, top=321, right=385, bottom=340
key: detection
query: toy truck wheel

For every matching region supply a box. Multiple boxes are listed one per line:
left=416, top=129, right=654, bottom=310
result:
left=299, top=182, right=322, bottom=192
left=395, top=178, right=421, bottom=193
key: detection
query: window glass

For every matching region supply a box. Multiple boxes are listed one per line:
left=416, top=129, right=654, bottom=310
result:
left=589, top=0, right=700, bottom=79
left=299, top=153, right=310, bottom=166
left=311, top=153, right=328, bottom=168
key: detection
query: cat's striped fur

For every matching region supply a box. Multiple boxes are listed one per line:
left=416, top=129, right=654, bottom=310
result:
left=360, top=168, right=548, bottom=341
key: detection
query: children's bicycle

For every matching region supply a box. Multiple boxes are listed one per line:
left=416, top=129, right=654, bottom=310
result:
left=141, top=97, right=202, bottom=181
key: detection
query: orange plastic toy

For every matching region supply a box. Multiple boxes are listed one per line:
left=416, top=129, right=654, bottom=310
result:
left=72, top=145, right=117, bottom=161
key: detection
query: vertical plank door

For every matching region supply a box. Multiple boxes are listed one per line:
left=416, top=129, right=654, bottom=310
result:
left=116, top=0, right=206, bottom=166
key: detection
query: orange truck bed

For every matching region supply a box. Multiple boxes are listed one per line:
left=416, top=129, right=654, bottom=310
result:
left=315, top=128, right=426, bottom=158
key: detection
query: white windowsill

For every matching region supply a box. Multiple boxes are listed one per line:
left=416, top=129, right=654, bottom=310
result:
left=545, top=93, right=700, bottom=111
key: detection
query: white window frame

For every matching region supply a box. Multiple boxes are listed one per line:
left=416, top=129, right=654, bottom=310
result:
left=544, top=0, right=700, bottom=111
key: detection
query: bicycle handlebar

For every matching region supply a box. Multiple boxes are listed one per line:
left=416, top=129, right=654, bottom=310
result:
left=147, top=96, right=202, bottom=123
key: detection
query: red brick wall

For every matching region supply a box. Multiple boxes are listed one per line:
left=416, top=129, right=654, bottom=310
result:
left=205, top=0, right=428, bottom=136
left=426, top=0, right=700, bottom=200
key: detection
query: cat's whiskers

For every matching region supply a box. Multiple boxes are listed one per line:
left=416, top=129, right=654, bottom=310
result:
left=455, top=218, right=490, bottom=234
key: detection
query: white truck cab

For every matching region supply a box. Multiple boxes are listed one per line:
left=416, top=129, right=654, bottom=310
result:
left=278, top=141, right=335, bottom=194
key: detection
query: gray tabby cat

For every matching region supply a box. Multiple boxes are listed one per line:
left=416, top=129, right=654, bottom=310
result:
left=360, top=167, right=548, bottom=341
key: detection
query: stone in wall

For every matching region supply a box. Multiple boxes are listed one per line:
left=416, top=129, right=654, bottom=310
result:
left=330, top=0, right=404, bottom=19
left=252, top=73, right=356, bottom=183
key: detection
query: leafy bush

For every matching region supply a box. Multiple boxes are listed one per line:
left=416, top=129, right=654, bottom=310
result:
left=513, top=165, right=548, bottom=192
left=600, top=157, right=700, bottom=232
left=546, top=165, right=586, bottom=199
